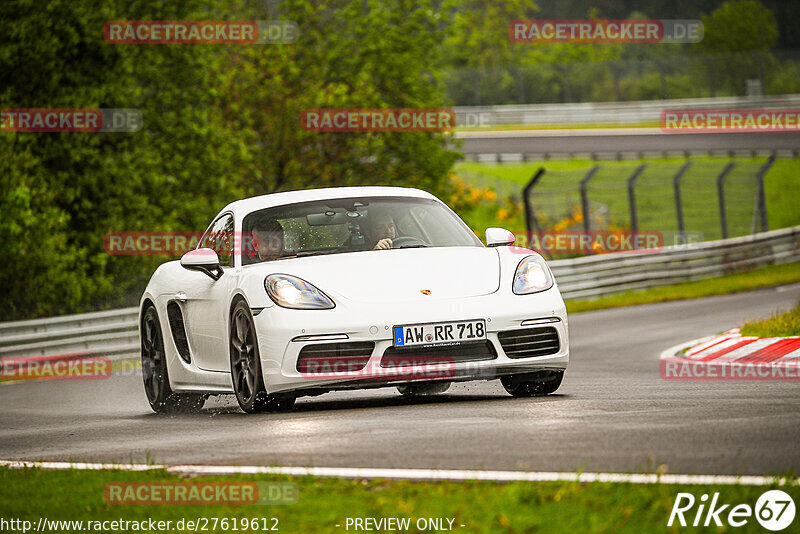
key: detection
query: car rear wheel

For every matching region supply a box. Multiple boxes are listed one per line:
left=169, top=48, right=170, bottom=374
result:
left=397, top=381, right=451, bottom=396
left=141, top=306, right=206, bottom=413
left=230, top=300, right=296, bottom=414
left=501, top=370, right=564, bottom=397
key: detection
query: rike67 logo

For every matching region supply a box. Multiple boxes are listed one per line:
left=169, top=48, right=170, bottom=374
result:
left=669, top=490, right=795, bottom=531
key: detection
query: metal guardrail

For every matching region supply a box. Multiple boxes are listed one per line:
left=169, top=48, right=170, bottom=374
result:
left=0, top=307, right=139, bottom=359
left=454, top=94, right=800, bottom=127
left=550, top=225, right=800, bottom=300
left=0, top=225, right=798, bottom=359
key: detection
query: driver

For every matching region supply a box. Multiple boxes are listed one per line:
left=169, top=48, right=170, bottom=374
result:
left=250, top=219, right=285, bottom=261
left=364, top=212, right=396, bottom=250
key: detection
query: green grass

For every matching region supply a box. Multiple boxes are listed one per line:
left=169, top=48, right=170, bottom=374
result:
left=1, top=467, right=797, bottom=533
left=740, top=301, right=800, bottom=337
left=456, top=157, right=800, bottom=242
left=565, top=262, right=800, bottom=314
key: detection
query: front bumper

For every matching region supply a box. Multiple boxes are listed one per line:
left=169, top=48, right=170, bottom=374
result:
left=253, top=287, right=569, bottom=395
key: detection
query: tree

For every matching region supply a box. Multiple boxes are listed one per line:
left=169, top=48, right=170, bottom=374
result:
left=0, top=0, right=460, bottom=319
left=441, top=0, right=538, bottom=104
left=694, top=0, right=779, bottom=94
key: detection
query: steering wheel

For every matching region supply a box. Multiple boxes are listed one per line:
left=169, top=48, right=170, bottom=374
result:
left=391, top=235, right=429, bottom=248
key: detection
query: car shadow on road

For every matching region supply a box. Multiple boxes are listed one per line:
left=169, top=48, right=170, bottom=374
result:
left=135, top=391, right=571, bottom=418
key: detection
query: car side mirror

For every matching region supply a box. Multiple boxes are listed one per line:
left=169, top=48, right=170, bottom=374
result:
left=485, top=228, right=516, bottom=247
left=180, top=248, right=223, bottom=281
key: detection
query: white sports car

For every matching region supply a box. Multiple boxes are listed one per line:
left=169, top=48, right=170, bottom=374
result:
left=139, top=186, right=569, bottom=413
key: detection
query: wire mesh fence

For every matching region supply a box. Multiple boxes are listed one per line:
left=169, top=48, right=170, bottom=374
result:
left=514, top=157, right=776, bottom=256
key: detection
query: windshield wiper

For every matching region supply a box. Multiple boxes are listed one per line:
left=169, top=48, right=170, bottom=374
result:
left=398, top=244, right=430, bottom=249
left=270, top=251, right=324, bottom=259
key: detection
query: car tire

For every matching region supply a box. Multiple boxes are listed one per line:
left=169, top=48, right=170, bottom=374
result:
left=229, top=300, right=296, bottom=414
left=397, top=381, right=451, bottom=396
left=500, top=370, right=564, bottom=397
left=141, top=306, right=207, bottom=413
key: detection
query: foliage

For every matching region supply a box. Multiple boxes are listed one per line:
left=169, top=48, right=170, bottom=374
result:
left=0, top=0, right=459, bottom=319
left=694, top=0, right=779, bottom=94
left=440, top=0, right=794, bottom=104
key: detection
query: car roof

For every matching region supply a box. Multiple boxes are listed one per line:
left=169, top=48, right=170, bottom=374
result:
left=220, top=186, right=439, bottom=220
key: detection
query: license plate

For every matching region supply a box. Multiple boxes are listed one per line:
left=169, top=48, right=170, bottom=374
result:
left=393, top=319, right=486, bottom=348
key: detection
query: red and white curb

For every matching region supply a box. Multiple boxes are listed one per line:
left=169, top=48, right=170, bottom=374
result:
left=1, top=460, right=797, bottom=486
left=660, top=329, right=800, bottom=380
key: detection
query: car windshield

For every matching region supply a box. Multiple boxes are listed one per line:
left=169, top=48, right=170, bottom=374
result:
left=241, top=196, right=482, bottom=264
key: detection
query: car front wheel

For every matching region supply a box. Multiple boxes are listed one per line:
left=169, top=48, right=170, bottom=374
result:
left=229, top=300, right=296, bottom=414
left=500, top=370, right=564, bottom=397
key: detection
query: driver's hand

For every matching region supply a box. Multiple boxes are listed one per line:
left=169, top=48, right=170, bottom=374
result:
left=374, top=238, right=393, bottom=250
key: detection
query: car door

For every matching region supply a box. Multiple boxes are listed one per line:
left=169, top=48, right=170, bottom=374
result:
left=180, top=213, right=239, bottom=372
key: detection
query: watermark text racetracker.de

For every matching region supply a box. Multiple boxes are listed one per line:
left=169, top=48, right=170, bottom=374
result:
left=661, top=109, right=800, bottom=132
left=0, top=109, right=142, bottom=133
left=104, top=232, right=203, bottom=255
left=510, top=19, right=703, bottom=43
left=514, top=230, right=664, bottom=255
left=301, top=109, right=456, bottom=132
left=103, top=20, right=298, bottom=44
left=104, top=481, right=297, bottom=506
left=298, top=355, right=458, bottom=381
left=102, top=230, right=683, bottom=256
left=661, top=359, right=800, bottom=381
left=1, top=355, right=111, bottom=382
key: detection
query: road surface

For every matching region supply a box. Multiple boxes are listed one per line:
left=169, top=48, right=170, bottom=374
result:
left=2, top=285, right=799, bottom=476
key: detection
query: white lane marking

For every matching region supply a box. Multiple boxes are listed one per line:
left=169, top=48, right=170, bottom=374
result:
left=684, top=330, right=741, bottom=357
left=776, top=283, right=800, bottom=293
left=453, top=128, right=744, bottom=139
left=780, top=346, right=800, bottom=360
left=685, top=334, right=735, bottom=357
left=711, top=338, right=776, bottom=362
left=686, top=337, right=745, bottom=360
left=0, top=460, right=795, bottom=486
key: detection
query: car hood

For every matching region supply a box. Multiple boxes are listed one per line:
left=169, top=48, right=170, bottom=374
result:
left=272, top=246, right=500, bottom=302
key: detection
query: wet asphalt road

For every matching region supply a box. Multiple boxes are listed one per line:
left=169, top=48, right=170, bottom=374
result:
left=1, top=284, right=799, bottom=476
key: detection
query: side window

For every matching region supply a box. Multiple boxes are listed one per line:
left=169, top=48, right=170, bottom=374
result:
left=200, top=214, right=234, bottom=267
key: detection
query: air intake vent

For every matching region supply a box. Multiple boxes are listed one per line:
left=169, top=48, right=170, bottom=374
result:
left=297, top=342, right=375, bottom=373
left=498, top=327, right=560, bottom=359
left=381, top=341, right=497, bottom=368
left=166, top=301, right=191, bottom=363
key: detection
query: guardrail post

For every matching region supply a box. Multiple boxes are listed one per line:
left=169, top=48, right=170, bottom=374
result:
left=716, top=162, right=735, bottom=239
left=752, top=156, right=775, bottom=233
left=672, top=161, right=692, bottom=243
left=580, top=166, right=600, bottom=235
left=626, top=164, right=647, bottom=234
left=523, top=168, right=546, bottom=251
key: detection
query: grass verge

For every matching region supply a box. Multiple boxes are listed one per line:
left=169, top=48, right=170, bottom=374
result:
left=1, top=467, right=797, bottom=533
left=740, top=301, right=800, bottom=337
left=565, top=262, right=800, bottom=314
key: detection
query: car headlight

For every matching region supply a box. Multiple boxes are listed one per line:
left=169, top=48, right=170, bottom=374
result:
left=265, top=274, right=335, bottom=309
left=513, top=255, right=554, bottom=295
